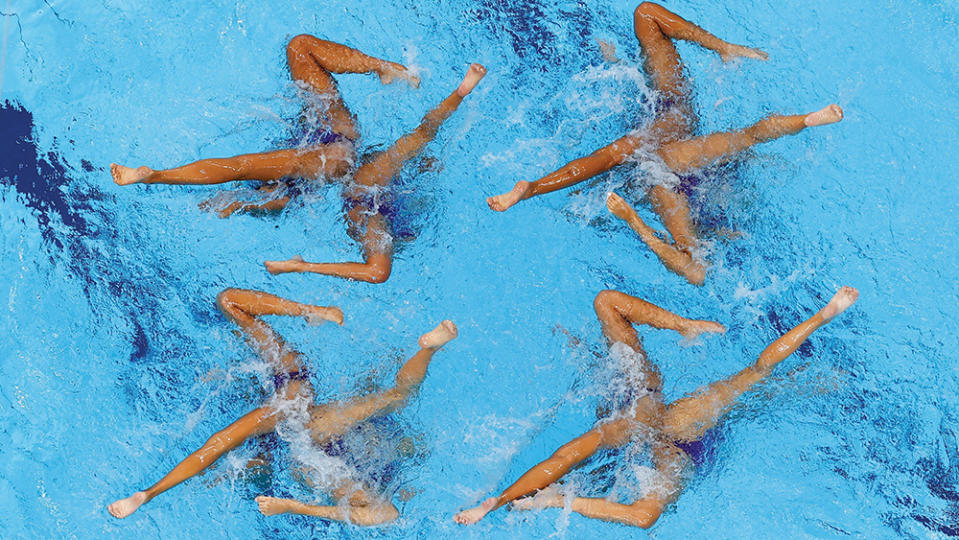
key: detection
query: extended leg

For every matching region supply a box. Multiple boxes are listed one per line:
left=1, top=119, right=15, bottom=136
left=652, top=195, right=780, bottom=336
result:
left=307, top=321, right=458, bottom=441
left=107, top=406, right=279, bottom=519
left=454, top=417, right=634, bottom=525
left=511, top=441, right=685, bottom=529
left=662, top=287, right=858, bottom=442
left=110, top=146, right=354, bottom=186
left=487, top=134, right=644, bottom=212
left=657, top=106, right=843, bottom=173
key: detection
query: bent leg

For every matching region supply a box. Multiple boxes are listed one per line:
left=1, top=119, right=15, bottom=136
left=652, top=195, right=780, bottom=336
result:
left=657, top=107, right=843, bottom=173
left=286, top=35, right=418, bottom=140
left=634, top=2, right=768, bottom=140
left=108, top=406, right=278, bottom=518
left=264, top=212, right=394, bottom=284
left=217, top=288, right=343, bottom=374
left=307, top=321, right=457, bottom=440
left=662, top=287, right=858, bottom=442
left=257, top=476, right=400, bottom=526
left=607, top=191, right=705, bottom=285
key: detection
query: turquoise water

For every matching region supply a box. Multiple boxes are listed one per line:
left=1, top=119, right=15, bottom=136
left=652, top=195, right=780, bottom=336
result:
left=2, top=0, right=958, bottom=538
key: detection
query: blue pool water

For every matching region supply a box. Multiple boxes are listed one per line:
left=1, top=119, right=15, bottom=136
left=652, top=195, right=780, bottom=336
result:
left=2, top=0, right=958, bottom=538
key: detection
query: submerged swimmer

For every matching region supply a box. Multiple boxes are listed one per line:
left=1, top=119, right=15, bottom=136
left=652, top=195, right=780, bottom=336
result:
left=455, top=286, right=858, bottom=528
left=486, top=2, right=843, bottom=285
left=107, top=288, right=458, bottom=525
left=112, top=35, right=486, bottom=283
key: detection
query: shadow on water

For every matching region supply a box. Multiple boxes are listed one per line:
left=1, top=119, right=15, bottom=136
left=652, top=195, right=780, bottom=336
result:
left=0, top=100, right=178, bottom=365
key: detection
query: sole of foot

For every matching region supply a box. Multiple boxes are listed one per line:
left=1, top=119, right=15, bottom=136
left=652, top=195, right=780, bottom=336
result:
left=487, top=181, right=531, bottom=212
left=255, top=496, right=289, bottom=516
left=821, top=286, right=859, bottom=321
left=419, top=320, right=458, bottom=349
left=606, top=192, right=636, bottom=220
left=110, top=164, right=153, bottom=186
left=457, top=64, right=487, bottom=97
left=379, top=63, right=420, bottom=88
left=264, top=255, right=304, bottom=276
left=681, top=319, right=726, bottom=339
left=804, top=104, right=844, bottom=127
left=107, top=491, right=147, bottom=519
left=454, top=497, right=497, bottom=525
left=720, top=43, right=769, bottom=62
left=306, top=306, right=344, bottom=326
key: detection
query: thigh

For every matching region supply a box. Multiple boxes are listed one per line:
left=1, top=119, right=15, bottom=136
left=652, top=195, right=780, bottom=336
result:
left=287, top=36, right=358, bottom=139
left=634, top=12, right=696, bottom=140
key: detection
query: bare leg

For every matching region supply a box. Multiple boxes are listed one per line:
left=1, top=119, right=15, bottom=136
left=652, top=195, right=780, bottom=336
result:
left=107, top=406, right=279, bottom=519
left=487, top=135, right=643, bottom=212
left=307, top=321, right=457, bottom=440
left=256, top=475, right=399, bottom=526
left=107, top=289, right=343, bottom=519
left=110, top=145, right=354, bottom=186
left=607, top=191, right=705, bottom=285
left=264, top=65, right=486, bottom=283
left=256, top=493, right=400, bottom=526
left=662, top=287, right=858, bottom=442
left=511, top=442, right=685, bottom=529
left=657, top=107, right=843, bottom=173
left=454, top=417, right=634, bottom=525
left=286, top=34, right=418, bottom=141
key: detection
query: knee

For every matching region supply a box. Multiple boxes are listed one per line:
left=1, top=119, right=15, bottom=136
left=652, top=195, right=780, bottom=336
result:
left=216, top=288, right=241, bottom=311
left=366, top=260, right=392, bottom=284
left=349, top=503, right=400, bottom=526
left=635, top=2, right=663, bottom=21
left=594, top=289, right=623, bottom=317
left=627, top=504, right=662, bottom=529
left=286, top=34, right=318, bottom=58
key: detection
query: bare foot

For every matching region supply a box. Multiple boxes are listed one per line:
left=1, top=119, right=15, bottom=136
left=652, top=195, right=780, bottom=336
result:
left=820, top=286, right=859, bottom=321
left=720, top=43, right=769, bottom=62
left=596, top=39, right=621, bottom=63
left=306, top=305, right=344, bottom=326
left=419, top=320, right=458, bottom=350
left=265, top=255, right=305, bottom=276
left=255, top=495, right=291, bottom=516
left=511, top=486, right=563, bottom=511
left=606, top=192, right=637, bottom=221
left=454, top=497, right=497, bottom=525
left=680, top=319, right=726, bottom=339
left=110, top=164, right=153, bottom=186
left=457, top=63, right=487, bottom=97
left=487, top=181, right=531, bottom=212
left=107, top=491, right=148, bottom=519
left=804, top=104, right=844, bottom=127
left=379, top=62, right=420, bottom=88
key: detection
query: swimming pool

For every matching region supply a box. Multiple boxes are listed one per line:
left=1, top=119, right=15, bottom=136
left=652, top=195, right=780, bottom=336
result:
left=2, top=0, right=958, bottom=537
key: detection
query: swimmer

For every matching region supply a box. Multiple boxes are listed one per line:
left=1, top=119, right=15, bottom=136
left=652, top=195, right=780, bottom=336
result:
left=455, top=286, right=857, bottom=528
left=486, top=2, right=843, bottom=285
left=263, top=60, right=486, bottom=283
left=107, top=288, right=457, bottom=525
left=111, top=35, right=485, bottom=283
